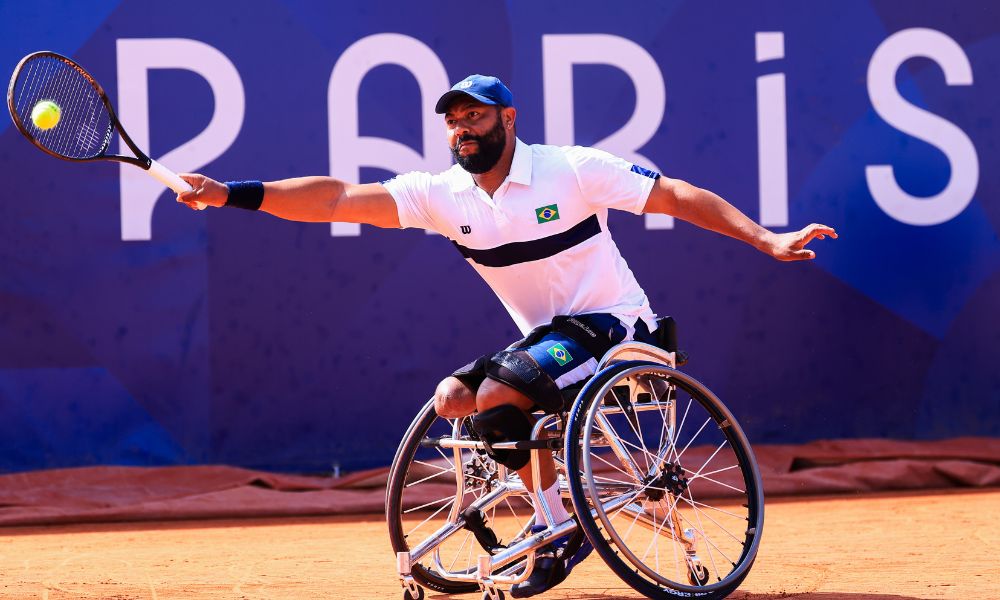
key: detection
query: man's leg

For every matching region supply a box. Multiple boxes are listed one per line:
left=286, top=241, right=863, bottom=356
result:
left=433, top=376, right=478, bottom=418
left=437, top=373, right=562, bottom=516
left=475, top=379, right=584, bottom=598
left=475, top=377, right=556, bottom=494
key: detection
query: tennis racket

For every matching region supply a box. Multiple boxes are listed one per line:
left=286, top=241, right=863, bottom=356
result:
left=7, top=50, right=205, bottom=209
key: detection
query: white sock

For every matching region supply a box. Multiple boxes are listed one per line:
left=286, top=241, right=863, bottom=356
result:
left=533, top=479, right=571, bottom=526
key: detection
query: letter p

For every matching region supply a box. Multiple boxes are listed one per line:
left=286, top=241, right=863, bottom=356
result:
left=117, top=39, right=245, bottom=240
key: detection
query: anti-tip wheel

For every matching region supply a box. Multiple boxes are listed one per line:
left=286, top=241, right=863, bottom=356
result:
left=688, top=562, right=710, bottom=586
left=402, top=586, right=424, bottom=600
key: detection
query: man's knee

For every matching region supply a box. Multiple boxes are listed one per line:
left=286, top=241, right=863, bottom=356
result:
left=434, top=377, right=477, bottom=418
left=476, top=377, right=535, bottom=413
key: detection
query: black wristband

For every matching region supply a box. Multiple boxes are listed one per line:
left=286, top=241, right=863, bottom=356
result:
left=224, top=180, right=265, bottom=210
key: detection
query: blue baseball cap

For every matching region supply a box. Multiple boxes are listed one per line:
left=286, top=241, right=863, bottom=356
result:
left=435, top=74, right=514, bottom=114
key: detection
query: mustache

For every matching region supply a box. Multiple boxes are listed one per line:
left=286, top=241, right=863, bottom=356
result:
left=453, top=134, right=482, bottom=150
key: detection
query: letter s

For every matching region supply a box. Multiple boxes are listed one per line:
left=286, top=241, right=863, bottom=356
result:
left=866, top=28, right=978, bottom=226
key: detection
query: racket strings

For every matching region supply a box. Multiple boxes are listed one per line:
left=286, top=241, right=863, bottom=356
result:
left=10, top=55, right=113, bottom=160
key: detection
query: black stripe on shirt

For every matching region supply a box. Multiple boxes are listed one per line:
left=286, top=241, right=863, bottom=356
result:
left=451, top=214, right=602, bottom=267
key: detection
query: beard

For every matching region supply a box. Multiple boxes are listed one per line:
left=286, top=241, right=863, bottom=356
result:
left=451, top=115, right=507, bottom=174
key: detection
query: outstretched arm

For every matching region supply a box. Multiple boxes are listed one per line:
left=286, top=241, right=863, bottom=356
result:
left=643, top=177, right=837, bottom=260
left=175, top=175, right=401, bottom=229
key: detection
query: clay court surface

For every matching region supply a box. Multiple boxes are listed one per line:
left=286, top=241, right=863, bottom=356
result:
left=0, top=488, right=995, bottom=600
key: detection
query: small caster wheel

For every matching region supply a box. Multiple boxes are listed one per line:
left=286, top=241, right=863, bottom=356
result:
left=481, top=590, right=505, bottom=600
left=403, top=586, right=424, bottom=600
left=688, top=561, right=709, bottom=586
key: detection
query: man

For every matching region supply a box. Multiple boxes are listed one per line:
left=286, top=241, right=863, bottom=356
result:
left=178, top=74, right=835, bottom=597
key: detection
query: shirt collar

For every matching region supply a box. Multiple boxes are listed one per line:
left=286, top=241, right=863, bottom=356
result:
left=507, top=137, right=532, bottom=185
left=447, top=137, right=531, bottom=191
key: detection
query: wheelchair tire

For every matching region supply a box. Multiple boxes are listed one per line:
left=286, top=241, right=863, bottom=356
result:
left=386, top=399, right=538, bottom=594
left=386, top=399, right=479, bottom=594
left=565, top=361, right=764, bottom=599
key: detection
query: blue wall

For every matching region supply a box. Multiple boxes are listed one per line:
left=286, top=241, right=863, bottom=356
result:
left=1, top=1, right=997, bottom=472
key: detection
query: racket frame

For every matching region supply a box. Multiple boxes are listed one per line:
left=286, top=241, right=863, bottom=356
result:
left=8, top=51, right=151, bottom=169
left=7, top=50, right=202, bottom=206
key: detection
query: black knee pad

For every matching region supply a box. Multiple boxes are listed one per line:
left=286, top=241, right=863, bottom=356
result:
left=471, top=405, right=535, bottom=471
left=486, top=350, right=564, bottom=413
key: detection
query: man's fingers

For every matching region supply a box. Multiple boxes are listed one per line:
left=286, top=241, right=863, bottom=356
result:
left=176, top=190, right=202, bottom=204
left=176, top=173, right=212, bottom=205
left=771, top=223, right=835, bottom=261
left=178, top=173, right=203, bottom=187
left=794, top=223, right=837, bottom=248
left=804, top=223, right=837, bottom=240
left=176, top=174, right=202, bottom=198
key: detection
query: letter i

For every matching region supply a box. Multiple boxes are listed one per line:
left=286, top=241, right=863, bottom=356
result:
left=755, top=32, right=788, bottom=227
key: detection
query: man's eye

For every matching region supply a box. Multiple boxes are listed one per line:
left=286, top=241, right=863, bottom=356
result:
left=446, top=120, right=456, bottom=126
left=469, top=111, right=479, bottom=118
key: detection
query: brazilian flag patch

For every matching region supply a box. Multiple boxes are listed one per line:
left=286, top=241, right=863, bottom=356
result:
left=535, top=204, right=560, bottom=223
left=547, top=342, right=573, bottom=366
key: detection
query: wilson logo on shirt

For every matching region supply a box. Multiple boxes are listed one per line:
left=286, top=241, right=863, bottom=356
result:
left=547, top=342, right=573, bottom=366
left=535, top=204, right=560, bottom=223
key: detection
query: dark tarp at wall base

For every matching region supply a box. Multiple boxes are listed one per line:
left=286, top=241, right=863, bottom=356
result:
left=0, top=437, right=997, bottom=528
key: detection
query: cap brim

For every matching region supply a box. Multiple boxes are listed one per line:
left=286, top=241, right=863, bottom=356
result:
left=434, top=90, right=499, bottom=114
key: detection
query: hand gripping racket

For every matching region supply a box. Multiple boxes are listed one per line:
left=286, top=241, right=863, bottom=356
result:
left=7, top=51, right=205, bottom=209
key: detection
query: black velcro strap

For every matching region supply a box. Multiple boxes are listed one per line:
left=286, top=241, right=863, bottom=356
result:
left=505, top=323, right=554, bottom=351
left=487, top=350, right=564, bottom=413
left=551, top=315, right=617, bottom=361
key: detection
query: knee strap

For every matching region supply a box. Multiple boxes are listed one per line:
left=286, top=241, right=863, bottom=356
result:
left=471, top=405, right=535, bottom=471
left=486, top=350, right=564, bottom=413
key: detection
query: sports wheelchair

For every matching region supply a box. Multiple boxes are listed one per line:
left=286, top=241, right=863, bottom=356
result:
left=386, top=317, right=764, bottom=599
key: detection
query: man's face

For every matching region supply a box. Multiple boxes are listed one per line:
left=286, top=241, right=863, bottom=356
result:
left=445, top=100, right=509, bottom=174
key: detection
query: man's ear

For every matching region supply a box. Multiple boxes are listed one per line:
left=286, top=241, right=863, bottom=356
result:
left=501, top=106, right=517, bottom=129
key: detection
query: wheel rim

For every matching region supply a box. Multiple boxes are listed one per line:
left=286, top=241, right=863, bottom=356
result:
left=575, top=362, right=763, bottom=594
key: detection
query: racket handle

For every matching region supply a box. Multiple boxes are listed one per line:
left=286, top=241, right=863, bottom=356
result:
left=147, top=159, right=207, bottom=210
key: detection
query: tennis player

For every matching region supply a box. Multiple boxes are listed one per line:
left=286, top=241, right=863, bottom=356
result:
left=178, top=74, right=835, bottom=597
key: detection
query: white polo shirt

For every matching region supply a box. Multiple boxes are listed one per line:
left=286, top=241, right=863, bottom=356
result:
left=383, top=138, right=659, bottom=335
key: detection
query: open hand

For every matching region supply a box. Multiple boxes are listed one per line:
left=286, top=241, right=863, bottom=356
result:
left=766, top=223, right=838, bottom=261
left=176, top=174, right=229, bottom=210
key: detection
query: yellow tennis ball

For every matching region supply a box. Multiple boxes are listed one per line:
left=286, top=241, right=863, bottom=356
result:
left=31, top=100, right=61, bottom=130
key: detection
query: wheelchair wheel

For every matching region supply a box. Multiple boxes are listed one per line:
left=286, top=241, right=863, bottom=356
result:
left=386, top=399, right=536, bottom=594
left=565, top=360, right=764, bottom=599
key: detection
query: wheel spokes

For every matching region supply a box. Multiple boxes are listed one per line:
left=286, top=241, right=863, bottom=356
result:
left=579, top=364, right=761, bottom=593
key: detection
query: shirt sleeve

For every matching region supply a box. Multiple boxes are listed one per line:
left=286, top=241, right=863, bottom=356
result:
left=563, top=146, right=660, bottom=215
left=381, top=171, right=438, bottom=231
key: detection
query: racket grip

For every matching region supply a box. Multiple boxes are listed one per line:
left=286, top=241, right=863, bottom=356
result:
left=147, top=159, right=207, bottom=210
